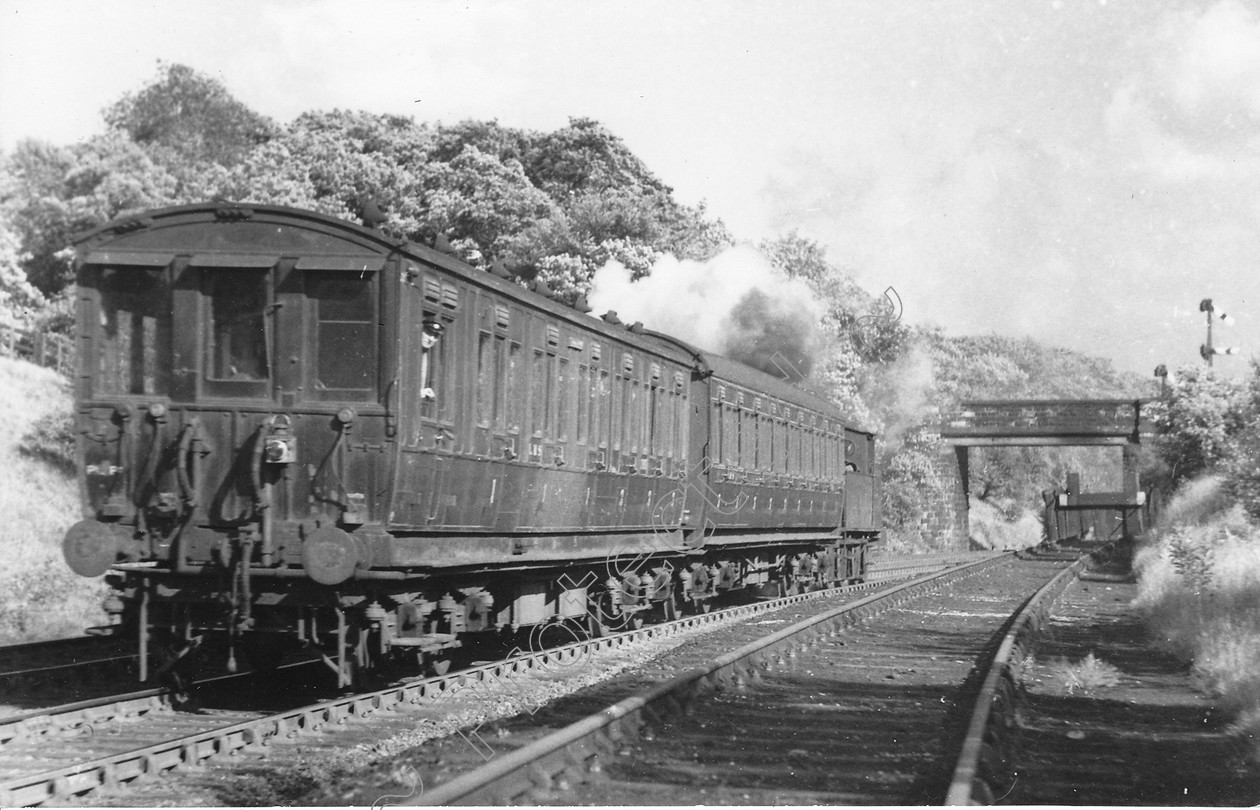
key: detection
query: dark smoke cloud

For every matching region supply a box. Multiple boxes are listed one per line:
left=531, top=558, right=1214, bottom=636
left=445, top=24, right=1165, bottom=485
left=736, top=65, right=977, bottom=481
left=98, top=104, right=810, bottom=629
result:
left=722, top=288, right=816, bottom=383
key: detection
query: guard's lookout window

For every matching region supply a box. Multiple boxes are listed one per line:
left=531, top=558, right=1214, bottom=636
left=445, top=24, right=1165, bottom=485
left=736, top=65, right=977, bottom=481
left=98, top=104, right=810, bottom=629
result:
left=208, top=269, right=270, bottom=382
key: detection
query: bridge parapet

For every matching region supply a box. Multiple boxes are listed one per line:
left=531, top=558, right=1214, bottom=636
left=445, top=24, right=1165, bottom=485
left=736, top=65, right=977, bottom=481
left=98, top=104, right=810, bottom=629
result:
left=940, top=398, right=1151, bottom=446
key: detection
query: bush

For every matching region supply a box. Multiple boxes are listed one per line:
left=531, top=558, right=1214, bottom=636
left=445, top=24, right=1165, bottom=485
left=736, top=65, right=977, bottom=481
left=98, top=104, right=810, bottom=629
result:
left=1224, top=422, right=1260, bottom=522
left=1051, top=652, right=1122, bottom=695
left=1148, top=366, right=1246, bottom=486
left=19, top=410, right=75, bottom=474
left=880, top=427, right=948, bottom=530
left=1134, top=476, right=1260, bottom=756
left=0, top=556, right=108, bottom=643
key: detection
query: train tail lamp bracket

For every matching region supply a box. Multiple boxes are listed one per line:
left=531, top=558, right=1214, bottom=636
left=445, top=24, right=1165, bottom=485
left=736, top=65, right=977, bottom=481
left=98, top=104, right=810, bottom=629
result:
left=264, top=414, right=297, bottom=465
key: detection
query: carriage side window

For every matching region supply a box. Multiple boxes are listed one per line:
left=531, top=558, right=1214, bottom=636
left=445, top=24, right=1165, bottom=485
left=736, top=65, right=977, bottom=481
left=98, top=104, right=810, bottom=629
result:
left=748, top=408, right=760, bottom=470
left=711, top=398, right=723, bottom=467
left=675, top=389, right=689, bottom=469
left=208, top=269, right=270, bottom=382
left=493, top=334, right=507, bottom=431
left=758, top=413, right=772, bottom=472
left=577, top=362, right=590, bottom=444
left=96, top=267, right=172, bottom=395
left=420, top=314, right=447, bottom=420
left=308, top=272, right=375, bottom=395
left=506, top=341, right=522, bottom=433
left=741, top=408, right=752, bottom=470
left=776, top=419, right=788, bottom=474
left=611, top=374, right=625, bottom=454
left=627, top=378, right=642, bottom=455
left=476, top=331, right=493, bottom=427
left=640, top=377, right=652, bottom=457
left=593, top=368, right=610, bottom=448
left=531, top=349, right=547, bottom=437
left=651, top=382, right=666, bottom=459
left=722, top=402, right=738, bottom=467
left=545, top=351, right=557, bottom=439
left=557, top=355, right=571, bottom=441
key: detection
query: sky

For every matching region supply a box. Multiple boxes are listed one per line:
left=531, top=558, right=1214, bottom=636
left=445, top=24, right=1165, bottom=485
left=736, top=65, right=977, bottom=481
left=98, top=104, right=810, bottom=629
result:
left=2, top=0, right=1259, bottom=381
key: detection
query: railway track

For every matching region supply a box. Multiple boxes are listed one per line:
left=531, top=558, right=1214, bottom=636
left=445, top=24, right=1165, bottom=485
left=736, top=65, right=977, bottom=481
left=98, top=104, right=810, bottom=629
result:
left=352, top=552, right=1078, bottom=805
left=0, top=550, right=955, bottom=721
left=0, top=552, right=1000, bottom=806
left=0, top=635, right=137, bottom=714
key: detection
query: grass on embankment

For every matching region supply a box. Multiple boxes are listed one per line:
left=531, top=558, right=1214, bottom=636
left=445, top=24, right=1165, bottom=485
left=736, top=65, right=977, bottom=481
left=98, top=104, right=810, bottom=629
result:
left=0, top=356, right=107, bottom=643
left=1133, top=475, right=1260, bottom=756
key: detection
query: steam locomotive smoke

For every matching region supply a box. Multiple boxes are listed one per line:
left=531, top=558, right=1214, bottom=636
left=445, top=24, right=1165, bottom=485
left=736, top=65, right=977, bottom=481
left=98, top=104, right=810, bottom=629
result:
left=587, top=246, right=822, bottom=383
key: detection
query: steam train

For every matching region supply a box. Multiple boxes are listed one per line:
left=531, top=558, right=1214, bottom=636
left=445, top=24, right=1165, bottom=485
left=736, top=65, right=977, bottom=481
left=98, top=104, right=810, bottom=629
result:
left=61, top=203, right=880, bottom=686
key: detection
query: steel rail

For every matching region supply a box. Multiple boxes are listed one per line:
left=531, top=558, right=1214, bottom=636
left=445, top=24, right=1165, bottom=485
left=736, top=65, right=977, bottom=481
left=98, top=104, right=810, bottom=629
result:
left=0, top=636, right=127, bottom=675
left=0, top=654, right=137, bottom=682
left=414, top=554, right=1011, bottom=806
left=0, top=634, right=118, bottom=656
left=0, top=553, right=964, bottom=748
left=0, top=554, right=1002, bottom=806
left=0, top=688, right=167, bottom=745
left=943, top=556, right=1086, bottom=805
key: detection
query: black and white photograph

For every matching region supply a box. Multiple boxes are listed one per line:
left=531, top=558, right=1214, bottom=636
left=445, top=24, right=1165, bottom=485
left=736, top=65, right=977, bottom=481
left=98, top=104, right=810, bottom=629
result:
left=2, top=0, right=1260, bottom=805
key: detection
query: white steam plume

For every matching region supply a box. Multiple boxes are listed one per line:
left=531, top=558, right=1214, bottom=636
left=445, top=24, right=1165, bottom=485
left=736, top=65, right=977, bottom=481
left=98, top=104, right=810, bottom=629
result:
left=586, top=246, right=823, bottom=382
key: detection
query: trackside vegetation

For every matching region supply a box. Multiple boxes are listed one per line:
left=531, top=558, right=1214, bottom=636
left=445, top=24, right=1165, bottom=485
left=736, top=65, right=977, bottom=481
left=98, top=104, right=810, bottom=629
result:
left=0, top=357, right=105, bottom=642
left=1135, top=361, right=1260, bottom=759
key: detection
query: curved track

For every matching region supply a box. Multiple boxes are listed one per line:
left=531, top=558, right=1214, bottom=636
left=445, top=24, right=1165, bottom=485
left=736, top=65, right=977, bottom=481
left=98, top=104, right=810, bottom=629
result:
left=0, top=550, right=956, bottom=720
left=0, top=553, right=998, bottom=806
left=367, top=553, right=1074, bottom=805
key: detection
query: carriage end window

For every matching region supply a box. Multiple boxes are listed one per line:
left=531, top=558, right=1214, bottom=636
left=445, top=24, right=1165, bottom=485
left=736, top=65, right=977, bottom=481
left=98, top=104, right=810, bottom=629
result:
left=96, top=266, right=171, bottom=395
left=207, top=268, right=271, bottom=384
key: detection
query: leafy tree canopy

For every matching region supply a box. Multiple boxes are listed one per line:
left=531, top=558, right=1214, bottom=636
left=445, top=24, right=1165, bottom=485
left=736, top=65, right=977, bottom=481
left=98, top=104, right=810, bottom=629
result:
left=103, top=62, right=277, bottom=168
left=1151, top=365, right=1248, bottom=485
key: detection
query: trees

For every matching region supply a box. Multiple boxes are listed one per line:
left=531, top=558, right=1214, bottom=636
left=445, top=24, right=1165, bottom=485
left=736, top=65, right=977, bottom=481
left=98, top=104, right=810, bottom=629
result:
left=3, top=134, right=181, bottom=296
left=1, top=66, right=734, bottom=316
left=0, top=216, right=44, bottom=324
left=103, top=62, right=276, bottom=169
left=1149, top=365, right=1247, bottom=486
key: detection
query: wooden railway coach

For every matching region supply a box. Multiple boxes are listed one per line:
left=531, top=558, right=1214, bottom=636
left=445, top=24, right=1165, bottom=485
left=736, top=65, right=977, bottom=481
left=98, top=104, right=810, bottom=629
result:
left=61, top=203, right=880, bottom=684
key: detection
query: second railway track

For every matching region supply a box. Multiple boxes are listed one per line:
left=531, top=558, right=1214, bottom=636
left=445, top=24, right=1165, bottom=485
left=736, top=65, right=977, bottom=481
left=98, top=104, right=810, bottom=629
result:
left=0, top=552, right=995, bottom=807
left=349, top=551, right=1078, bottom=805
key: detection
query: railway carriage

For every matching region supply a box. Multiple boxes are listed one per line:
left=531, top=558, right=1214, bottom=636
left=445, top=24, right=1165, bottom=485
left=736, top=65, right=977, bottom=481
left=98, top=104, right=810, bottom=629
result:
left=61, top=203, right=880, bottom=685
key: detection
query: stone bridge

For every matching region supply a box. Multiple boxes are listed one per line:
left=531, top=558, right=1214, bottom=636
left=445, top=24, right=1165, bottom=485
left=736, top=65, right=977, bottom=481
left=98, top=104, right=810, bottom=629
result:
left=935, top=399, right=1152, bottom=546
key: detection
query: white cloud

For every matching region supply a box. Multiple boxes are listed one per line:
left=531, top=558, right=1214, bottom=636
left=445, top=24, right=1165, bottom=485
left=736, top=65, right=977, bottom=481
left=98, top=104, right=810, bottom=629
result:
left=1171, top=0, right=1260, bottom=119
left=1106, top=0, right=1260, bottom=182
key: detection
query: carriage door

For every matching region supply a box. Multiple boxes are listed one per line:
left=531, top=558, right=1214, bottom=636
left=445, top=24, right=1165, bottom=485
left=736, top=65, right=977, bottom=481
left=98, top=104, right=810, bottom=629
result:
left=843, top=428, right=878, bottom=531
left=390, top=266, right=463, bottom=529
